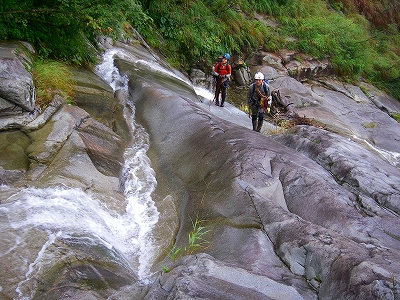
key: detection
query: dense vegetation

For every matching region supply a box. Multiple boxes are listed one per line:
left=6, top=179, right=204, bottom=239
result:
left=1, top=0, right=399, bottom=99
left=0, top=0, right=149, bottom=64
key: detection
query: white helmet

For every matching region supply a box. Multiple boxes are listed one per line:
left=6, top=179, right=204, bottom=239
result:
left=254, top=72, right=264, bottom=80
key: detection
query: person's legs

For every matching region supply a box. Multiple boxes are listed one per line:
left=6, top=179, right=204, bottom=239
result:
left=256, top=113, right=265, bottom=132
left=214, top=89, right=220, bottom=106
left=220, top=81, right=228, bottom=107
left=251, top=115, right=258, bottom=131
left=214, top=78, right=222, bottom=106
left=250, top=105, right=258, bottom=131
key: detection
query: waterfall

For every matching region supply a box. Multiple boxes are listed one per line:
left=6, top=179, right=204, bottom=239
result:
left=0, top=49, right=160, bottom=299
left=94, top=49, right=129, bottom=92
left=94, top=48, right=161, bottom=281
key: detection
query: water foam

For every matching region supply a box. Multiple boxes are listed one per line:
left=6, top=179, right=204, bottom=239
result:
left=0, top=48, right=161, bottom=299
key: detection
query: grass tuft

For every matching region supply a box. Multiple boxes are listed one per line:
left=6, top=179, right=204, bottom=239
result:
left=392, top=113, right=400, bottom=123
left=163, top=213, right=211, bottom=270
left=185, top=214, right=211, bottom=255
left=32, top=60, right=75, bottom=108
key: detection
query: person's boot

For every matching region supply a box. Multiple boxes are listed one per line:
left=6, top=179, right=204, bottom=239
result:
left=214, top=92, right=220, bottom=106
left=256, top=121, right=263, bottom=132
left=252, top=120, right=257, bottom=131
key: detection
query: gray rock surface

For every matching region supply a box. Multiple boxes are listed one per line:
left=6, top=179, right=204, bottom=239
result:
left=129, top=58, right=400, bottom=298
left=1, top=39, right=400, bottom=300
left=0, top=41, right=35, bottom=113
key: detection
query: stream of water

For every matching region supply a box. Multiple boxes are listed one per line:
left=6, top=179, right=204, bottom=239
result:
left=94, top=48, right=160, bottom=282
left=0, top=48, right=160, bottom=299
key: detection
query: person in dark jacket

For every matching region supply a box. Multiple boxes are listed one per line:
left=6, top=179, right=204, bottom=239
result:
left=213, top=53, right=231, bottom=107
left=246, top=72, right=271, bottom=132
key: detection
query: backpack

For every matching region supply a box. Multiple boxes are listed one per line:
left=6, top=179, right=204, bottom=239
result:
left=212, top=56, right=223, bottom=79
left=213, top=58, right=231, bottom=84
left=252, top=82, right=269, bottom=97
left=252, top=82, right=269, bottom=108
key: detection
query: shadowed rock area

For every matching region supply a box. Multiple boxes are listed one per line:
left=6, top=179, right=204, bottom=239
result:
left=1, top=38, right=400, bottom=300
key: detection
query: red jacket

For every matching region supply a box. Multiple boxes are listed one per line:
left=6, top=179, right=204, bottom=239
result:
left=214, top=62, right=231, bottom=76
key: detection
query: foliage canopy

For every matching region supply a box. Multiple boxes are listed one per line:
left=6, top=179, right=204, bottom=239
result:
left=0, top=0, right=149, bottom=65
left=1, top=0, right=400, bottom=99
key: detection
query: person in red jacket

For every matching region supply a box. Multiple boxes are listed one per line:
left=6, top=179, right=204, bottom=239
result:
left=213, top=53, right=231, bottom=107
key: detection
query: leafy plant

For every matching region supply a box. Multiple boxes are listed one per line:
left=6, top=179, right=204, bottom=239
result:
left=185, top=215, right=211, bottom=255
left=142, top=0, right=274, bottom=69
left=161, top=265, right=171, bottom=273
left=0, top=0, right=149, bottom=65
left=166, top=245, right=182, bottom=263
left=32, top=60, right=75, bottom=108
left=163, top=213, right=211, bottom=269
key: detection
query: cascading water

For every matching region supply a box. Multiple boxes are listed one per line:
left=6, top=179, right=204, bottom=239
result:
left=0, top=48, right=160, bottom=299
left=94, top=48, right=160, bottom=281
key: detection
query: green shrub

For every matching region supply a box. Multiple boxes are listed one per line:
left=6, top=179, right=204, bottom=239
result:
left=378, top=78, right=400, bottom=102
left=0, top=0, right=149, bottom=65
left=2, top=0, right=400, bottom=100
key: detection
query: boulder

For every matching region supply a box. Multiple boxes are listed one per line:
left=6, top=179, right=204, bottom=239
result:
left=0, top=41, right=36, bottom=113
left=245, top=50, right=332, bottom=82
left=189, top=68, right=213, bottom=90
left=232, top=67, right=252, bottom=86
left=146, top=253, right=309, bottom=300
